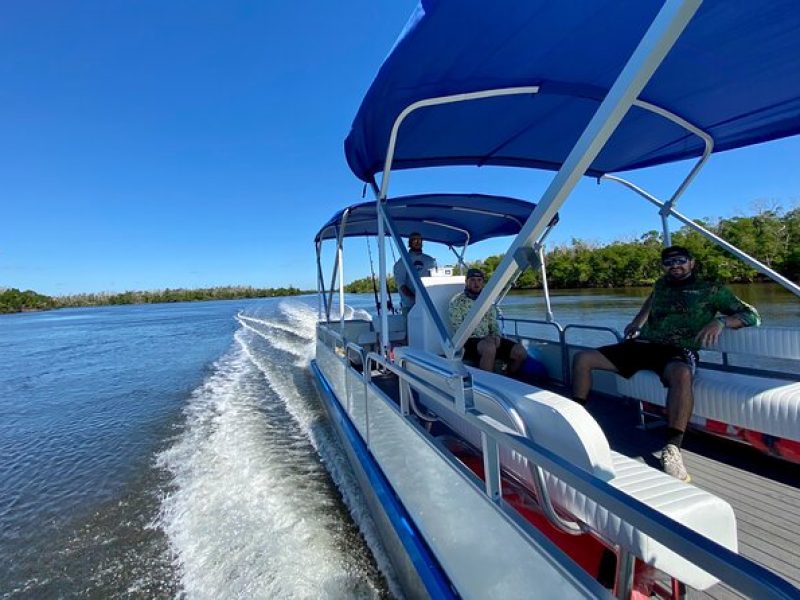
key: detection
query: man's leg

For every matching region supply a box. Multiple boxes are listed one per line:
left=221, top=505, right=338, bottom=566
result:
left=571, top=350, right=619, bottom=404
left=476, top=336, right=499, bottom=372
left=505, top=342, right=528, bottom=375
left=659, top=362, right=694, bottom=482
left=663, top=362, right=694, bottom=433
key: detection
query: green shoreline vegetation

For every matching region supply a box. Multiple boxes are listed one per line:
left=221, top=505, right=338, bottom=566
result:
left=6, top=208, right=799, bottom=314
left=345, top=207, right=800, bottom=292
left=0, top=286, right=305, bottom=315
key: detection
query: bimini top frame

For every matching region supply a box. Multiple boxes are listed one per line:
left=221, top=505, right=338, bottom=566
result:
left=346, top=0, right=800, bottom=352
left=314, top=193, right=558, bottom=352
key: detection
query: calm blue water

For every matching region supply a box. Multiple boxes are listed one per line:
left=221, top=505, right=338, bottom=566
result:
left=1, top=286, right=797, bottom=598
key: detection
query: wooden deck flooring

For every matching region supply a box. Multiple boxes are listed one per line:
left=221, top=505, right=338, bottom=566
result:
left=585, top=393, right=800, bottom=598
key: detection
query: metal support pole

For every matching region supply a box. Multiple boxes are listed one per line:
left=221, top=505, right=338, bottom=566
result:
left=452, top=0, right=703, bottom=351
left=315, top=241, right=327, bottom=321
left=337, top=239, right=345, bottom=326
left=325, top=231, right=339, bottom=322
left=453, top=370, right=474, bottom=413
left=380, top=206, right=458, bottom=358
left=633, top=97, right=714, bottom=213
left=481, top=432, right=502, bottom=502
left=615, top=550, right=636, bottom=600
left=538, top=244, right=555, bottom=322
left=369, top=181, right=391, bottom=356
left=661, top=211, right=672, bottom=247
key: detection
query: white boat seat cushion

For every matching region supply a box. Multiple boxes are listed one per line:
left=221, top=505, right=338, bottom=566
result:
left=542, top=451, right=736, bottom=591
left=619, top=369, right=800, bottom=442
left=710, top=326, right=800, bottom=360
left=395, top=348, right=736, bottom=590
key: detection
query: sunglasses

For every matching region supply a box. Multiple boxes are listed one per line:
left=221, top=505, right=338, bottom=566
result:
left=662, top=256, right=689, bottom=267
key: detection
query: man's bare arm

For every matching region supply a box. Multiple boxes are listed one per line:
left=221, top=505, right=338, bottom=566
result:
left=624, top=293, right=653, bottom=338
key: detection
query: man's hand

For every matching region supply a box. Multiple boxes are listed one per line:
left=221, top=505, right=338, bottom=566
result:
left=696, top=318, right=725, bottom=347
left=623, top=322, right=641, bottom=339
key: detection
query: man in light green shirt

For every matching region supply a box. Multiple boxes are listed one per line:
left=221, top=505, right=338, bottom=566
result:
left=449, top=268, right=527, bottom=374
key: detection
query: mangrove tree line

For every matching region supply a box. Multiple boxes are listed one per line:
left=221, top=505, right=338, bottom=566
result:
left=0, top=285, right=305, bottom=314
left=344, top=207, right=800, bottom=291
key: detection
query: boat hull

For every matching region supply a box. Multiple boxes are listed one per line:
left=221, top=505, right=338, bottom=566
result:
left=310, top=359, right=452, bottom=600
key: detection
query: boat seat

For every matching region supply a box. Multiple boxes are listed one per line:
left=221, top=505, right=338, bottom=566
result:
left=394, top=347, right=737, bottom=591
left=614, top=327, right=800, bottom=446
left=620, top=370, right=800, bottom=441
left=338, top=319, right=374, bottom=344
left=352, top=314, right=407, bottom=349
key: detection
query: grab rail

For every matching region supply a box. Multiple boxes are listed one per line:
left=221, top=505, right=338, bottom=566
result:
left=499, top=317, right=622, bottom=384
left=394, top=351, right=586, bottom=535
left=357, top=347, right=799, bottom=600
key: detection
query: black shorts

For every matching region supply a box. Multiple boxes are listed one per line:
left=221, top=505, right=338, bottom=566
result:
left=464, top=336, right=517, bottom=363
left=597, top=339, right=697, bottom=385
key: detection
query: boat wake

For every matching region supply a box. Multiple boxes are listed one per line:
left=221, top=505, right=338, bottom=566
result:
left=156, top=299, right=396, bottom=599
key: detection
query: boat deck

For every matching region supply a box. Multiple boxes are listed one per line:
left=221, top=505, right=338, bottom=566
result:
left=370, top=371, right=800, bottom=597
left=583, top=391, right=800, bottom=599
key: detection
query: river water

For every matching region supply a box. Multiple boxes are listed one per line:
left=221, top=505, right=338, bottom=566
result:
left=1, top=285, right=797, bottom=598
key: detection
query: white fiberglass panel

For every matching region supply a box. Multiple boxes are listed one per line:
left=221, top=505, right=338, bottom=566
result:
left=366, top=388, right=603, bottom=599
left=346, top=367, right=367, bottom=438
left=316, top=342, right=346, bottom=403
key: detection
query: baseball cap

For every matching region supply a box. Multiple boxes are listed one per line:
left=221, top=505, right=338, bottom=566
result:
left=661, top=245, right=692, bottom=261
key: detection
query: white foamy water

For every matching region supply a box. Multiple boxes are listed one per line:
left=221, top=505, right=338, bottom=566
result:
left=156, top=299, right=398, bottom=599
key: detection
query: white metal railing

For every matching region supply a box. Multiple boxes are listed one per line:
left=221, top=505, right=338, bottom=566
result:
left=499, top=316, right=622, bottom=384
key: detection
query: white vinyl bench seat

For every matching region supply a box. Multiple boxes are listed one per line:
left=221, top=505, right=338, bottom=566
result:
left=395, top=347, right=737, bottom=591
left=614, top=327, right=800, bottom=452
left=619, top=369, right=800, bottom=442
left=543, top=451, right=736, bottom=591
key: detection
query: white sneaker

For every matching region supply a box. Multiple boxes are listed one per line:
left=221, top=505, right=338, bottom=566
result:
left=660, top=444, right=691, bottom=482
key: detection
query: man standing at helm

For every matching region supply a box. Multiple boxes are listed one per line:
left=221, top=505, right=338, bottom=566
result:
left=571, top=245, right=760, bottom=483
left=393, top=232, right=437, bottom=314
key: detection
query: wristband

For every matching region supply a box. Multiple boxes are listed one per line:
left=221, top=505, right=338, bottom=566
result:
left=716, top=316, right=727, bottom=328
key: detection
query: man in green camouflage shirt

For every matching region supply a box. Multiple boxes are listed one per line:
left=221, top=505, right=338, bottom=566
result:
left=572, top=246, right=760, bottom=482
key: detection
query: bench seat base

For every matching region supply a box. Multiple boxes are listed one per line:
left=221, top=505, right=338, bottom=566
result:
left=619, top=369, right=800, bottom=465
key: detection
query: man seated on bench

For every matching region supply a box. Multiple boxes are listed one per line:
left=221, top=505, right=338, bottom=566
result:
left=571, top=245, right=760, bottom=482
left=449, top=268, right=527, bottom=376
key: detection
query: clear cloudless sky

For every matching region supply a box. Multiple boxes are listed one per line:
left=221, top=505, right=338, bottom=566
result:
left=2, top=1, right=799, bottom=296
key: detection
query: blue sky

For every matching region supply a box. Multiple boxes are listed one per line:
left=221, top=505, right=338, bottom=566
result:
left=2, top=2, right=798, bottom=296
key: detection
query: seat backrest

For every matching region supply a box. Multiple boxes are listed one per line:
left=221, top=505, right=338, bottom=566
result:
left=394, top=346, right=616, bottom=480
left=407, top=276, right=465, bottom=354
left=709, top=326, right=800, bottom=360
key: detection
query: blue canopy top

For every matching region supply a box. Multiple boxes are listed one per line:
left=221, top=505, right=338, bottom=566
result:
left=315, top=193, right=546, bottom=246
left=345, top=0, right=800, bottom=182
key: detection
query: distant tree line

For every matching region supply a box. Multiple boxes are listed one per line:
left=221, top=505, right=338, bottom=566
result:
left=6, top=208, right=797, bottom=314
left=471, top=207, right=800, bottom=289
left=345, top=207, right=800, bottom=291
left=0, top=288, right=57, bottom=314
left=0, top=285, right=306, bottom=314
left=345, top=276, right=398, bottom=294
